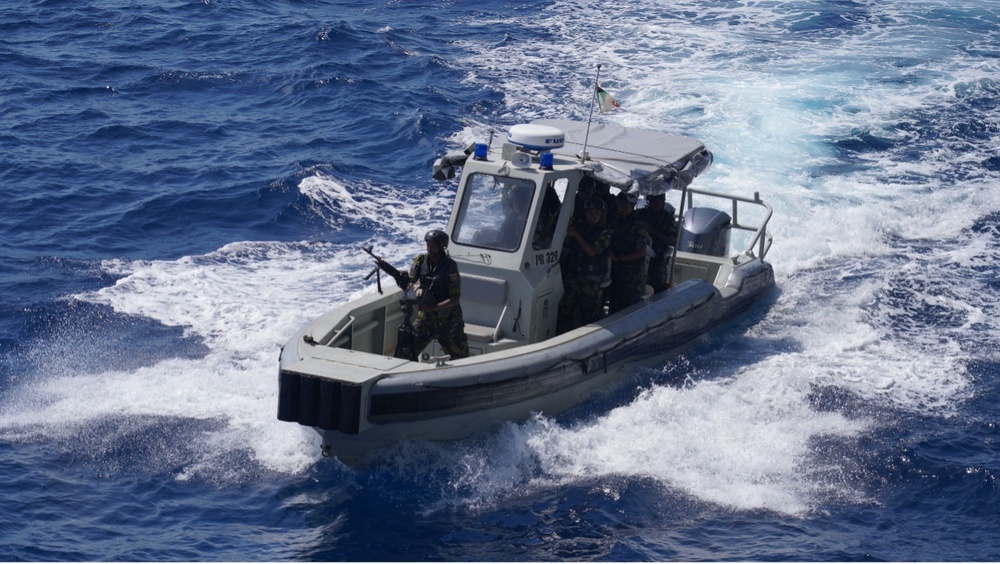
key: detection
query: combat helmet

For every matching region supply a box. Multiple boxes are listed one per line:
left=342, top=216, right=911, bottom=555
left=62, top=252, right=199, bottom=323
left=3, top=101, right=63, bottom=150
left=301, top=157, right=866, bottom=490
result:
left=424, top=229, right=449, bottom=248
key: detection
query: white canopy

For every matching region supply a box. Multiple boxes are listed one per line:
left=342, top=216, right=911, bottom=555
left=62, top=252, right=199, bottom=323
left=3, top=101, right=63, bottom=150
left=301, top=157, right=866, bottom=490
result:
left=530, top=119, right=713, bottom=195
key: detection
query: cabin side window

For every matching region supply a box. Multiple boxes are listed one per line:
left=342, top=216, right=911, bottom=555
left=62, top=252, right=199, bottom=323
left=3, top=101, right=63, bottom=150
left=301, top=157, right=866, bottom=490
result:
left=453, top=173, right=537, bottom=252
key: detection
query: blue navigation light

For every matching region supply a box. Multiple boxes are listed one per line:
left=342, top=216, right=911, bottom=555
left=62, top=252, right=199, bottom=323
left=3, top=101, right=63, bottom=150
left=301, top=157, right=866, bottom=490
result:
left=474, top=143, right=488, bottom=160
left=539, top=152, right=554, bottom=170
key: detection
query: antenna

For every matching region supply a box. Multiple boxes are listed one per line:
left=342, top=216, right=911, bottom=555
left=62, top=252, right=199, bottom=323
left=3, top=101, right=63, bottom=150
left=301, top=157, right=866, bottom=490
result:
left=581, top=64, right=601, bottom=162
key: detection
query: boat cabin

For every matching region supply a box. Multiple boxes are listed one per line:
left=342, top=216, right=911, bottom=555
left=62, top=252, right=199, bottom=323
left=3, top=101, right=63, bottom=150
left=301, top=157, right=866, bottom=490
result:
left=436, top=126, right=585, bottom=357
left=310, top=119, right=749, bottom=363
left=423, top=119, right=722, bottom=361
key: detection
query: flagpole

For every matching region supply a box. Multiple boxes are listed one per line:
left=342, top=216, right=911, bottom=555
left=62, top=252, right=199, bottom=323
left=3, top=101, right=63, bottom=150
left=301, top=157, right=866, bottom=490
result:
left=581, top=64, right=601, bottom=162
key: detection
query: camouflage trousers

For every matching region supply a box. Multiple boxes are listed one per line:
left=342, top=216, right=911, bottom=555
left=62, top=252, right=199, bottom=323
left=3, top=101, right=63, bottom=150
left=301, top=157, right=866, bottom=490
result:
left=413, top=305, right=470, bottom=360
left=557, top=276, right=603, bottom=334
left=608, top=262, right=647, bottom=314
left=647, top=252, right=670, bottom=293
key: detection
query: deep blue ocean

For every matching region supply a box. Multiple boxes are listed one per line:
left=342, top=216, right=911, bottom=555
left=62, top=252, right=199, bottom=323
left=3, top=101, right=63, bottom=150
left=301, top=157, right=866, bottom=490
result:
left=3, top=0, right=1000, bottom=560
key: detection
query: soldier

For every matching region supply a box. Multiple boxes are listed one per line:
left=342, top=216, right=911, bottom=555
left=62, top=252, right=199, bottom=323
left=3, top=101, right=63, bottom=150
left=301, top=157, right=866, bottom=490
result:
left=608, top=190, right=651, bottom=314
left=636, top=193, right=677, bottom=294
left=571, top=176, right=596, bottom=224
left=594, top=179, right=619, bottom=229
left=407, top=229, right=470, bottom=360
left=557, top=198, right=612, bottom=333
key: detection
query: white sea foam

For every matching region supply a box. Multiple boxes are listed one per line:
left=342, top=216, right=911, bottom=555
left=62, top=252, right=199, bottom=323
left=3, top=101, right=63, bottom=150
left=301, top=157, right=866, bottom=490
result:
left=406, top=365, right=870, bottom=517
left=4, top=0, right=998, bottom=514
left=521, top=372, right=870, bottom=516
left=297, top=173, right=456, bottom=241
left=431, top=0, right=1000, bottom=513
left=0, top=173, right=458, bottom=479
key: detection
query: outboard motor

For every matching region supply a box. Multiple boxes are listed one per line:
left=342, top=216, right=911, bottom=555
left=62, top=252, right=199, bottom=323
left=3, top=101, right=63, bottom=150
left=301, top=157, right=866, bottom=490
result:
left=679, top=207, right=731, bottom=257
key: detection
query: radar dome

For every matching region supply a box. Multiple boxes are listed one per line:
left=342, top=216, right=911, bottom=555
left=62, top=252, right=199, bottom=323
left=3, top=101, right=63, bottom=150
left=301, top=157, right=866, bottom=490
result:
left=507, top=124, right=565, bottom=151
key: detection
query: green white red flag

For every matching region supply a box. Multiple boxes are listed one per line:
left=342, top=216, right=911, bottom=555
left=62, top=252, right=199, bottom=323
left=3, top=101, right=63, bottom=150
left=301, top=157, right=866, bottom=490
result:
left=596, top=84, right=620, bottom=112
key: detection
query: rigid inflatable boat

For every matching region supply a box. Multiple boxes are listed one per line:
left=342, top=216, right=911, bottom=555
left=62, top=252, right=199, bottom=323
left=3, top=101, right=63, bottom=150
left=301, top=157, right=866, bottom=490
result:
left=277, top=119, right=774, bottom=463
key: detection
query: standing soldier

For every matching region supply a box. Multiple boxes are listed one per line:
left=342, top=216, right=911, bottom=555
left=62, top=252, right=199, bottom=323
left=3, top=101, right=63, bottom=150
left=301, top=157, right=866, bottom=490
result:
left=593, top=179, right=619, bottom=229
left=608, top=191, right=651, bottom=314
left=557, top=198, right=612, bottom=333
left=637, top=193, right=677, bottom=294
left=407, top=229, right=469, bottom=360
left=571, top=176, right=596, bottom=224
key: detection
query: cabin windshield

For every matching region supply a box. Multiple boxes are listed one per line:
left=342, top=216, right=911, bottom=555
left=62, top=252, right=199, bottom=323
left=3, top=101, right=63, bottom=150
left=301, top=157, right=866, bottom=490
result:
left=453, top=173, right=537, bottom=252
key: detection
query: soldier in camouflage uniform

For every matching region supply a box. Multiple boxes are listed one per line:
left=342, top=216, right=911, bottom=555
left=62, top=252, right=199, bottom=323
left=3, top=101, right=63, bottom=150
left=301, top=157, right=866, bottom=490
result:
left=608, top=190, right=651, bottom=314
left=557, top=197, right=612, bottom=333
left=636, top=193, right=677, bottom=294
left=407, top=229, right=469, bottom=359
left=571, top=176, right=596, bottom=225
left=594, top=179, right=619, bottom=230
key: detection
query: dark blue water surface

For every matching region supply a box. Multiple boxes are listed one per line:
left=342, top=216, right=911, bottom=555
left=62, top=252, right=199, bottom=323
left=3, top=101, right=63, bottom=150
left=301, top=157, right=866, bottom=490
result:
left=3, top=0, right=1000, bottom=561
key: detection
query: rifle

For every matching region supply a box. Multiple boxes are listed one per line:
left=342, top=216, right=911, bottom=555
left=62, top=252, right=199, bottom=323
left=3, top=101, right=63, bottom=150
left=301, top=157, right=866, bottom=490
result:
left=362, top=246, right=418, bottom=361
left=362, top=246, right=410, bottom=292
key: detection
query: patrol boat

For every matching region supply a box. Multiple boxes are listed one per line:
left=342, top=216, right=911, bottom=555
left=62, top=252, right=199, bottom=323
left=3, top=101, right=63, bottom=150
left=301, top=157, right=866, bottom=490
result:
left=277, top=119, right=774, bottom=463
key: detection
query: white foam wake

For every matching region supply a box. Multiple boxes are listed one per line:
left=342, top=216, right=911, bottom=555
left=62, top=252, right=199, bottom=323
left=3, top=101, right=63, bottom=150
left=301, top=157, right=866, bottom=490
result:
left=424, top=0, right=1000, bottom=512
left=0, top=173, right=457, bottom=479
left=5, top=0, right=998, bottom=513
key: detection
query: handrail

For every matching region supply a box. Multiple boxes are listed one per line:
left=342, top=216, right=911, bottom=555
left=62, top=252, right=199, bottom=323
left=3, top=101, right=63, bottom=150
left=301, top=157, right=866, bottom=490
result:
left=493, top=304, right=509, bottom=343
left=679, top=186, right=773, bottom=260
left=324, top=315, right=355, bottom=347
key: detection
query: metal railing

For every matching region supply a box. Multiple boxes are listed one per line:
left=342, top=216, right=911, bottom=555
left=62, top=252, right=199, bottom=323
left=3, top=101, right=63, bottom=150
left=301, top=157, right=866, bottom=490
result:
left=678, top=186, right=773, bottom=260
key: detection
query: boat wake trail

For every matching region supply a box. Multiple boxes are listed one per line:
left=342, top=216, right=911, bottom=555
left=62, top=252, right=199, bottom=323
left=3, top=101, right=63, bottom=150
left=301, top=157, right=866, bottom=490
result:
left=0, top=171, right=453, bottom=482
left=521, top=372, right=870, bottom=516
left=374, top=362, right=869, bottom=518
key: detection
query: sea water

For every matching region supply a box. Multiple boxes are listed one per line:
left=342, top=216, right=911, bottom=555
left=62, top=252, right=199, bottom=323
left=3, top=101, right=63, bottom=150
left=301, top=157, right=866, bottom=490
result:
left=2, top=0, right=999, bottom=560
